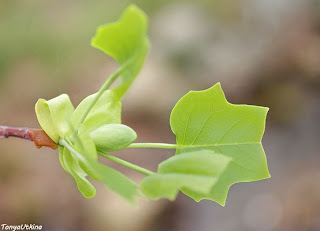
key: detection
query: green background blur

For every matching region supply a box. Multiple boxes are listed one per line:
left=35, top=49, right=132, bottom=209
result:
left=0, top=0, right=320, bottom=230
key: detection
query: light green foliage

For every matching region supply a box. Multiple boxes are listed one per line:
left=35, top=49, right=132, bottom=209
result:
left=35, top=99, right=60, bottom=143
left=170, top=83, right=270, bottom=205
left=72, top=90, right=121, bottom=132
left=88, top=160, right=138, bottom=203
left=91, top=124, right=137, bottom=152
left=141, top=151, right=231, bottom=200
left=35, top=90, right=138, bottom=201
left=70, top=124, right=99, bottom=180
left=60, top=128, right=139, bottom=201
left=61, top=146, right=96, bottom=198
left=35, top=94, right=74, bottom=141
left=45, top=94, right=75, bottom=138
left=33, top=5, right=270, bottom=205
left=91, top=5, right=150, bottom=98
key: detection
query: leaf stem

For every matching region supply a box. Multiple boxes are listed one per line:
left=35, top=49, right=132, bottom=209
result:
left=60, top=139, right=154, bottom=176
left=59, top=139, right=86, bottom=162
left=97, top=151, right=154, bottom=176
left=74, top=65, right=126, bottom=131
left=126, top=143, right=177, bottom=150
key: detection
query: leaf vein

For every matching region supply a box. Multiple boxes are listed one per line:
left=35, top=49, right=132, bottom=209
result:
left=216, top=114, right=255, bottom=144
left=191, top=110, right=226, bottom=145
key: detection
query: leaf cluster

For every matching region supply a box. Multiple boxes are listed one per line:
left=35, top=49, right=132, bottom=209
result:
left=34, top=5, right=270, bottom=206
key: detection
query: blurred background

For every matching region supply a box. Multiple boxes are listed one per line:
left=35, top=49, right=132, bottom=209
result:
left=0, top=0, right=320, bottom=230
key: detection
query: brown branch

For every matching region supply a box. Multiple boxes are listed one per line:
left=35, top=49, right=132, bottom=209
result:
left=0, top=126, right=58, bottom=150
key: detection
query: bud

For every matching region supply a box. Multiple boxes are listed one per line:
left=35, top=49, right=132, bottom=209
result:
left=90, top=124, right=137, bottom=152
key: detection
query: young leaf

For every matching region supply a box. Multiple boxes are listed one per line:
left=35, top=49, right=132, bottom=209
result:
left=91, top=5, right=150, bottom=98
left=141, top=151, right=231, bottom=200
left=70, top=125, right=100, bottom=180
left=58, top=146, right=69, bottom=173
left=45, top=94, right=75, bottom=138
left=62, top=147, right=96, bottom=198
left=170, top=83, right=270, bottom=205
left=61, top=125, right=139, bottom=202
left=35, top=94, right=74, bottom=142
left=64, top=144, right=139, bottom=202
left=35, top=99, right=60, bottom=143
left=90, top=124, right=137, bottom=152
left=88, top=160, right=139, bottom=203
left=71, top=90, right=121, bottom=132
left=35, top=94, right=75, bottom=141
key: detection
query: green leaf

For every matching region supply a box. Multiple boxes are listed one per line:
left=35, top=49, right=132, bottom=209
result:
left=170, top=83, right=270, bottom=205
left=35, top=99, right=60, bottom=143
left=62, top=125, right=138, bottom=202
left=63, top=147, right=96, bottom=198
left=71, top=90, right=121, bottom=132
left=45, top=94, right=75, bottom=139
left=70, top=125, right=100, bottom=180
left=64, top=146, right=139, bottom=202
left=90, top=124, right=137, bottom=152
left=91, top=4, right=149, bottom=98
left=89, top=160, right=139, bottom=203
left=58, top=146, right=69, bottom=173
left=141, top=151, right=231, bottom=201
left=35, top=94, right=74, bottom=141
left=72, top=124, right=98, bottom=161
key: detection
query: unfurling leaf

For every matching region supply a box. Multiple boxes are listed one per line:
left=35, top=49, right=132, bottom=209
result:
left=71, top=90, right=121, bottom=132
left=61, top=146, right=96, bottom=198
left=88, top=160, right=139, bottom=203
left=35, top=94, right=74, bottom=140
left=91, top=4, right=150, bottom=98
left=65, top=125, right=139, bottom=202
left=35, top=91, right=139, bottom=202
left=170, top=83, right=270, bottom=205
left=35, top=99, right=61, bottom=143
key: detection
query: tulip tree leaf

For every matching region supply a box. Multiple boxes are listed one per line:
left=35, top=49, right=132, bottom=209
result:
left=62, top=124, right=139, bottom=202
left=72, top=90, right=121, bottom=132
left=34, top=91, right=138, bottom=201
left=33, top=5, right=270, bottom=206
left=58, top=146, right=69, bottom=173
left=170, top=83, right=270, bottom=205
left=66, top=147, right=139, bottom=202
left=62, top=147, right=96, bottom=198
left=46, top=94, right=75, bottom=138
left=35, top=99, right=60, bottom=143
left=35, top=94, right=75, bottom=140
left=70, top=125, right=100, bottom=181
left=88, top=160, right=139, bottom=203
left=141, top=151, right=231, bottom=200
left=91, top=4, right=149, bottom=99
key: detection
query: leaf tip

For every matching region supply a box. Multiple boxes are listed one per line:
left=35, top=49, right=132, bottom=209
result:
left=82, top=190, right=96, bottom=199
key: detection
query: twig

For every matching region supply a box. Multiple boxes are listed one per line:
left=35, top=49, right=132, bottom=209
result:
left=0, top=125, right=58, bottom=149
